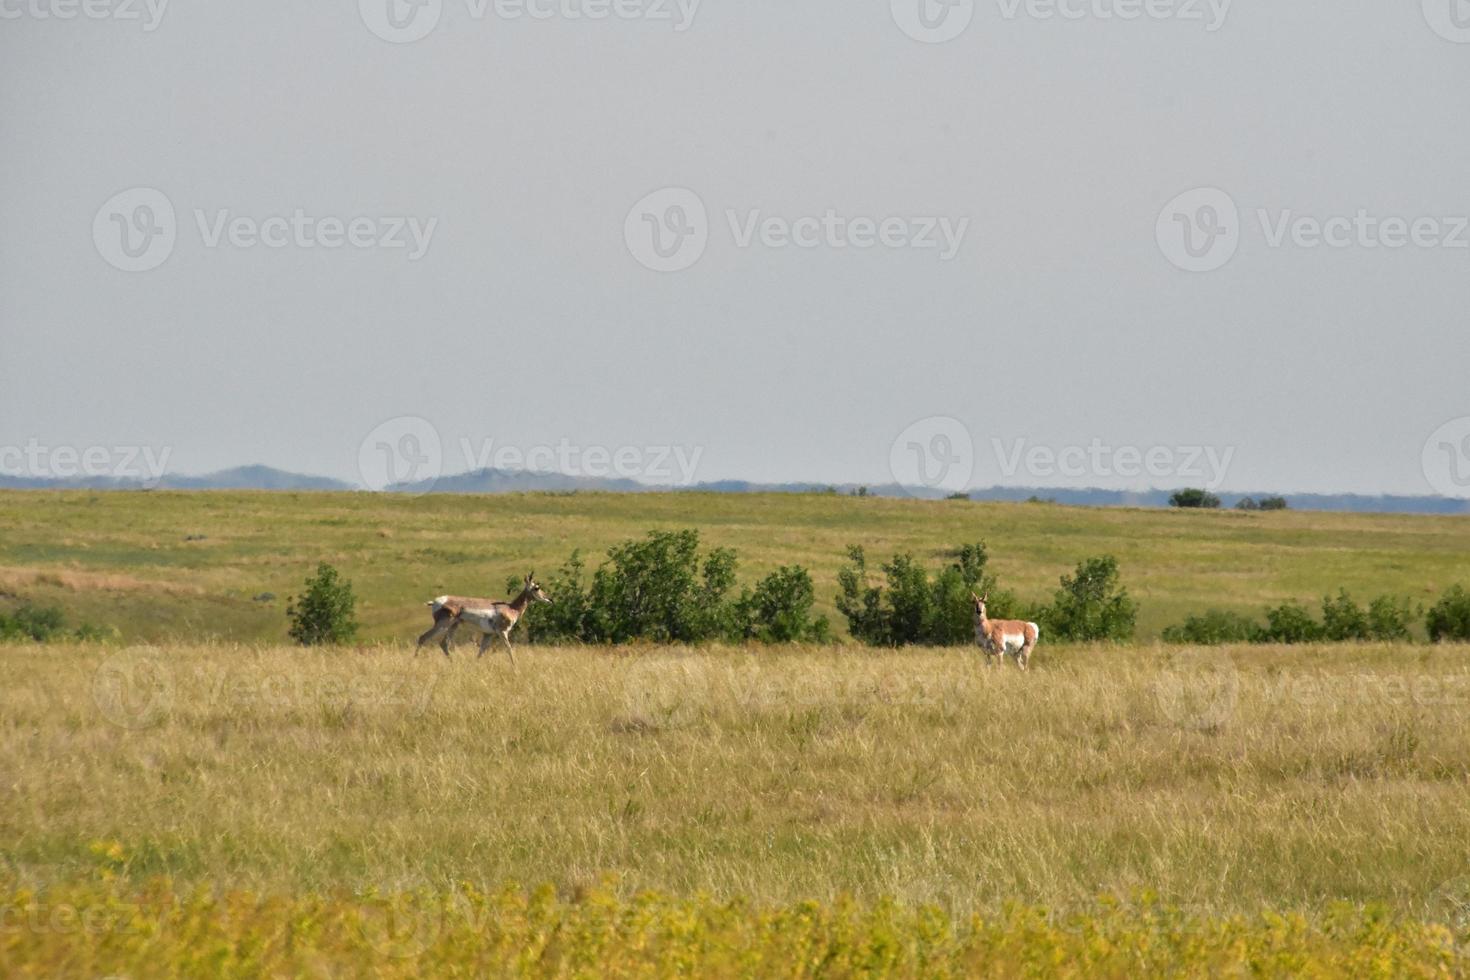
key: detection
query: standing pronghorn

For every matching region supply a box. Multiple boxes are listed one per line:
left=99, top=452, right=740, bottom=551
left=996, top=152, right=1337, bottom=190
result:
left=416, top=573, right=552, bottom=664
left=972, top=592, right=1040, bottom=671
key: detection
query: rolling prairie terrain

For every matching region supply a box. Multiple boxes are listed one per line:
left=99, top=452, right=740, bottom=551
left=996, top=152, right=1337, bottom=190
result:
left=2, top=489, right=1468, bottom=643
left=3, top=490, right=1469, bottom=974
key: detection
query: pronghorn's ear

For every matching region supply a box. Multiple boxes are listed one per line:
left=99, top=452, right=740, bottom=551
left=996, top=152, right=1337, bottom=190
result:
left=971, top=592, right=980, bottom=601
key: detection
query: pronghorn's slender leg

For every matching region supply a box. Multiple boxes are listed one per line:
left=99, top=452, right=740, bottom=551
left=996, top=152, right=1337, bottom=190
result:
left=476, top=633, right=494, bottom=659
left=417, top=621, right=447, bottom=657
left=440, top=620, right=460, bottom=657
left=501, top=631, right=516, bottom=667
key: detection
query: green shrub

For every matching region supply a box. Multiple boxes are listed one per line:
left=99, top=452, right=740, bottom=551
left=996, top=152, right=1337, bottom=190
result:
left=735, top=566, right=830, bottom=643
left=0, top=604, right=112, bottom=643
left=521, top=530, right=825, bottom=645
left=1259, top=601, right=1323, bottom=644
left=1169, top=489, right=1221, bottom=509
left=582, top=530, right=716, bottom=643
left=1258, top=495, right=1289, bottom=511
left=1162, top=609, right=1260, bottom=645
left=517, top=552, right=594, bottom=643
left=836, top=543, right=1012, bottom=646
left=1040, top=556, right=1136, bottom=641
left=286, top=562, right=359, bottom=646
left=1365, top=595, right=1415, bottom=641
left=0, top=604, right=66, bottom=642
left=1234, top=497, right=1259, bottom=511
left=1165, top=592, right=1417, bottom=646
left=1426, top=584, right=1470, bottom=642
left=1320, top=590, right=1370, bottom=641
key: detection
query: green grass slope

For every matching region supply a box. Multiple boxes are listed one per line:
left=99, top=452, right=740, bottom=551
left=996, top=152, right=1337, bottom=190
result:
left=1, top=489, right=1466, bottom=643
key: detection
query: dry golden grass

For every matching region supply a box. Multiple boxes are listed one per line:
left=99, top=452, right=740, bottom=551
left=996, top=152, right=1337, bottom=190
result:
left=0, top=568, right=203, bottom=597
left=4, top=640, right=1469, bottom=924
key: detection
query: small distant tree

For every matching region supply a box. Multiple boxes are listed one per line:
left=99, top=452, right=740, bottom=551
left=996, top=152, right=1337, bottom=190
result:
left=946, top=492, right=970, bottom=501
left=1258, top=496, right=1289, bottom=511
left=1041, top=555, right=1136, bottom=641
left=1235, top=497, right=1259, bottom=511
left=1426, top=585, right=1470, bottom=642
left=287, top=562, right=359, bottom=646
left=1169, top=488, right=1221, bottom=509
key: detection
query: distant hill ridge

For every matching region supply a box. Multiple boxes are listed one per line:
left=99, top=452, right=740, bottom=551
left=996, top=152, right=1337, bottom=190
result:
left=0, top=465, right=1465, bottom=515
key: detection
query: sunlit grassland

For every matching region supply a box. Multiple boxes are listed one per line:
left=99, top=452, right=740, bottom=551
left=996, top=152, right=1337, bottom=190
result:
left=3, top=641, right=1468, bottom=920
left=2, top=489, right=1468, bottom=643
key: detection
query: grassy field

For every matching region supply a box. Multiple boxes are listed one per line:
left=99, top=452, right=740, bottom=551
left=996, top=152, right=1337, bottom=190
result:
left=3, top=641, right=1470, bottom=974
left=4, top=642, right=1469, bottom=911
left=4, top=490, right=1470, bottom=974
left=2, top=489, right=1469, bottom=643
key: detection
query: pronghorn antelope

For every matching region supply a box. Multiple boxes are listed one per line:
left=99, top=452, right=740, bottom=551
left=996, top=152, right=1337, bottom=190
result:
left=972, top=592, right=1040, bottom=671
left=415, top=573, right=552, bottom=664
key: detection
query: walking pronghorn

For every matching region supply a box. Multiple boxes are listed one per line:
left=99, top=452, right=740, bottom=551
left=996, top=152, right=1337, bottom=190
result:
left=972, top=592, right=1040, bottom=671
left=416, top=573, right=552, bottom=664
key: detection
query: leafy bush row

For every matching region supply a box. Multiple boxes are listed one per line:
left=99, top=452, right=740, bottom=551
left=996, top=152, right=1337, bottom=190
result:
left=285, top=534, right=1137, bottom=648
left=284, top=534, right=1470, bottom=648
left=0, top=603, right=112, bottom=643
left=836, top=546, right=1136, bottom=646
left=518, top=529, right=830, bottom=645
left=1163, top=586, right=1470, bottom=644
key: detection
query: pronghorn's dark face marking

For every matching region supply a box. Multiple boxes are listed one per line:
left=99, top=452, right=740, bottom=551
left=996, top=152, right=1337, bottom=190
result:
left=525, top=572, right=552, bottom=605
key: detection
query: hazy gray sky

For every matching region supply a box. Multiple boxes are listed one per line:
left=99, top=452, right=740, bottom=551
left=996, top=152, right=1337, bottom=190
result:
left=3, top=0, right=1469, bottom=496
